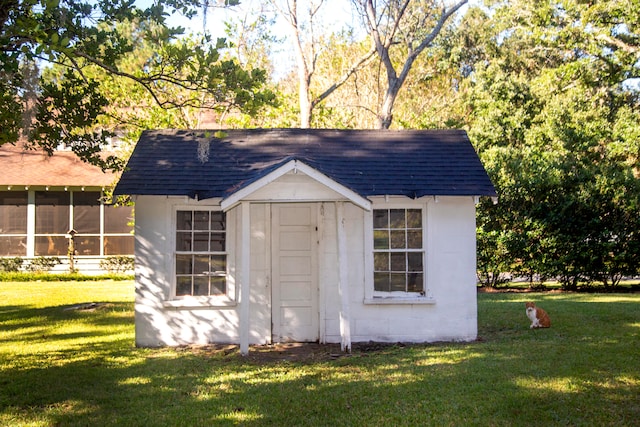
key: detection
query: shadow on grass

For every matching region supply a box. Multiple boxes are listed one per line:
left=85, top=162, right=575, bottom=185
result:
left=0, top=295, right=639, bottom=426
left=0, top=302, right=132, bottom=331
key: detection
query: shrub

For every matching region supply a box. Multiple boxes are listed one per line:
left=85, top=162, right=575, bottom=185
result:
left=100, top=256, right=134, bottom=274
left=0, top=257, right=23, bottom=272
left=0, top=272, right=133, bottom=281
left=27, top=257, right=61, bottom=273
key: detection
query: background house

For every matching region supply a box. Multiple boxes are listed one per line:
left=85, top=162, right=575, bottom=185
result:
left=0, top=144, right=134, bottom=274
left=115, top=129, right=497, bottom=352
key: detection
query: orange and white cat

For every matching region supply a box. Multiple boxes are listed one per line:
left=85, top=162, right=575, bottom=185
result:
left=525, top=302, right=551, bottom=328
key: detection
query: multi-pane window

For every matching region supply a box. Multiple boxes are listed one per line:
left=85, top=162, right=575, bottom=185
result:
left=373, top=208, right=424, bottom=293
left=175, top=210, right=227, bottom=297
left=35, top=191, right=134, bottom=256
left=0, top=191, right=28, bottom=256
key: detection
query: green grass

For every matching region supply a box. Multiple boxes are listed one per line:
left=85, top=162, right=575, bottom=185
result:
left=0, top=281, right=638, bottom=426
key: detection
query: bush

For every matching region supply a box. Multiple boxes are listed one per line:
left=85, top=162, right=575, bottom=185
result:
left=0, top=257, right=23, bottom=272
left=27, top=257, right=61, bottom=273
left=0, top=272, right=133, bottom=281
left=99, top=256, right=134, bottom=274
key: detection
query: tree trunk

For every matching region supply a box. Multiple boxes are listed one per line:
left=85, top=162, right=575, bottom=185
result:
left=298, top=72, right=312, bottom=128
left=279, top=0, right=314, bottom=128
left=377, top=78, right=402, bottom=129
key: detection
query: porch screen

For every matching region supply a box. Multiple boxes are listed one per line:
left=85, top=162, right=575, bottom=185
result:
left=104, top=204, right=134, bottom=255
left=35, top=191, right=69, bottom=256
left=373, top=208, right=424, bottom=293
left=175, top=210, right=227, bottom=297
left=73, top=192, right=100, bottom=255
left=0, top=191, right=28, bottom=256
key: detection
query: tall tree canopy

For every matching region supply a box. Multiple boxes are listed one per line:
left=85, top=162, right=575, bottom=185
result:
left=0, top=0, right=275, bottom=170
left=458, top=0, right=640, bottom=288
left=268, top=0, right=376, bottom=128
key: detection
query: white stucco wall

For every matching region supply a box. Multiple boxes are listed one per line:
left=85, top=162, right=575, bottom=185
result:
left=133, top=179, right=478, bottom=347
left=134, top=195, right=249, bottom=346
left=350, top=196, right=478, bottom=343
left=318, top=196, right=478, bottom=344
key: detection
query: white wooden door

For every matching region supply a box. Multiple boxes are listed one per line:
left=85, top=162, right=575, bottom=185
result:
left=271, top=204, right=319, bottom=342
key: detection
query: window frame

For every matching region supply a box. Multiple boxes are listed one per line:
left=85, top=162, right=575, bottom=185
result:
left=71, top=191, right=102, bottom=256
left=364, top=199, right=434, bottom=305
left=168, top=206, right=236, bottom=307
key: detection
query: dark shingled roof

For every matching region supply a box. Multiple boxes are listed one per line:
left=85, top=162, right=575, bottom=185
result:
left=114, top=129, right=497, bottom=200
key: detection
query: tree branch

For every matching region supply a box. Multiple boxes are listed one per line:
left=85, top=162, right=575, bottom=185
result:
left=597, top=33, right=639, bottom=55
left=397, top=0, right=468, bottom=88
left=312, top=43, right=377, bottom=108
left=414, top=0, right=467, bottom=57
left=363, top=0, right=397, bottom=83
left=70, top=49, right=223, bottom=110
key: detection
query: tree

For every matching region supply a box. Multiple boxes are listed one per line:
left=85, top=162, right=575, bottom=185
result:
left=270, top=0, right=376, bottom=128
left=463, top=0, right=640, bottom=288
left=227, top=0, right=468, bottom=129
left=353, top=0, right=468, bottom=128
left=0, top=0, right=274, bottom=170
left=41, top=21, right=226, bottom=151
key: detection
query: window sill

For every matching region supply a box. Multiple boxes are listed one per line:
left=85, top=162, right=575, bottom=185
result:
left=163, top=297, right=237, bottom=309
left=363, top=297, right=436, bottom=305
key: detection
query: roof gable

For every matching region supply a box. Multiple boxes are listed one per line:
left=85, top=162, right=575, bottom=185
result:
left=220, top=159, right=372, bottom=211
left=114, top=129, right=497, bottom=200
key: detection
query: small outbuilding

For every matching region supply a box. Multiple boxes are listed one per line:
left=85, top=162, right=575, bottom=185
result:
left=114, top=129, right=496, bottom=353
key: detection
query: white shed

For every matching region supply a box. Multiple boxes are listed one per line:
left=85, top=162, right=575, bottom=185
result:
left=114, top=129, right=496, bottom=353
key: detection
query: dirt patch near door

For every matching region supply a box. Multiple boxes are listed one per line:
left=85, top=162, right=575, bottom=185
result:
left=180, top=342, right=404, bottom=363
left=246, top=343, right=345, bottom=363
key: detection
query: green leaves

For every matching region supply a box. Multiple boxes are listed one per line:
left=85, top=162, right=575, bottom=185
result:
left=0, top=0, right=279, bottom=170
left=28, top=69, right=124, bottom=171
left=468, top=0, right=640, bottom=288
left=135, top=33, right=276, bottom=114
left=0, top=80, right=23, bottom=146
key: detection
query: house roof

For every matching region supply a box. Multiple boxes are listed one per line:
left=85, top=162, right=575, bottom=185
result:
left=0, top=143, right=117, bottom=188
left=114, top=129, right=497, bottom=201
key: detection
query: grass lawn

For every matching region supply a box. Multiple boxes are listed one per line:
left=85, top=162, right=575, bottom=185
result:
left=0, top=281, right=638, bottom=426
